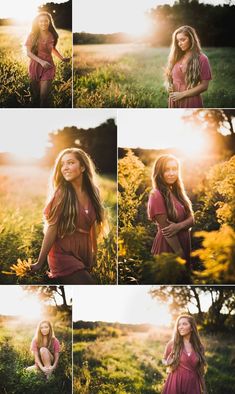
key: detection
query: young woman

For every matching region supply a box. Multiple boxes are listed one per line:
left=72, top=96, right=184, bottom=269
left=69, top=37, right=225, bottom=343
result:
left=27, top=320, right=60, bottom=379
left=162, top=314, right=207, bottom=394
left=148, top=154, right=194, bottom=264
left=25, top=12, right=70, bottom=107
left=31, top=148, right=104, bottom=284
left=165, top=25, right=212, bottom=108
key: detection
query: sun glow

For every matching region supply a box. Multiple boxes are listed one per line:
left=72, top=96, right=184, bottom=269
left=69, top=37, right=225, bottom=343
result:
left=73, top=286, right=172, bottom=327
left=0, top=0, right=67, bottom=23
left=118, top=110, right=211, bottom=160
left=0, top=287, right=43, bottom=321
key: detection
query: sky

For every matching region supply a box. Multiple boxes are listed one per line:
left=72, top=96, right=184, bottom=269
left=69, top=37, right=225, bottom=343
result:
left=118, top=109, right=212, bottom=158
left=73, top=285, right=212, bottom=326
left=0, top=286, right=70, bottom=321
left=0, top=0, right=67, bottom=21
left=0, top=109, right=116, bottom=159
left=74, top=0, right=234, bottom=34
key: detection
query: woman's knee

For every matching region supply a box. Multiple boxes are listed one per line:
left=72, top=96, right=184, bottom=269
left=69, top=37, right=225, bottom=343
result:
left=39, top=346, right=49, bottom=356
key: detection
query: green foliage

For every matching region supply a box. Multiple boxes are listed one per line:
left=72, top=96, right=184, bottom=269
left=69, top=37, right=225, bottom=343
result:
left=141, top=254, right=190, bottom=284
left=0, top=166, right=116, bottom=284
left=74, top=46, right=235, bottom=108
left=0, top=26, right=72, bottom=108
left=193, top=225, right=235, bottom=284
left=0, top=318, right=72, bottom=394
left=73, top=322, right=235, bottom=394
left=194, top=156, right=235, bottom=232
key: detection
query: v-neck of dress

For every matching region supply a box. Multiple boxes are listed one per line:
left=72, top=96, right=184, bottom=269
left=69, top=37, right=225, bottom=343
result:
left=183, top=347, right=193, bottom=357
left=76, top=197, right=90, bottom=214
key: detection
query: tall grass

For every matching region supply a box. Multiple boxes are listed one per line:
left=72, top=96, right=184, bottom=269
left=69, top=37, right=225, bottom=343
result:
left=0, top=314, right=72, bottom=394
left=0, top=25, right=72, bottom=108
left=73, top=44, right=235, bottom=108
left=73, top=322, right=235, bottom=394
left=0, top=165, right=117, bottom=284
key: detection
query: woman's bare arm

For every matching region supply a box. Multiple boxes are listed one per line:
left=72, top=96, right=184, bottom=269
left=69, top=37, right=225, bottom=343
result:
left=34, top=351, right=46, bottom=372
left=162, top=214, right=194, bottom=238
left=51, top=47, right=70, bottom=62
left=31, top=224, right=58, bottom=272
left=155, top=214, right=184, bottom=257
left=51, top=352, right=59, bottom=370
left=170, top=80, right=209, bottom=102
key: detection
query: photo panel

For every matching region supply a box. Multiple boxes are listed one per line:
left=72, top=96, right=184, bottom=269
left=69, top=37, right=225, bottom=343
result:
left=0, top=0, right=72, bottom=108
left=0, top=285, right=72, bottom=393
left=118, top=108, right=235, bottom=284
left=0, top=109, right=117, bottom=285
left=73, top=0, right=235, bottom=108
left=72, top=284, right=235, bottom=393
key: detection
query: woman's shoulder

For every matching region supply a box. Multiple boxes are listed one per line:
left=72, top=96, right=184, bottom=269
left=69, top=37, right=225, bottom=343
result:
left=166, top=339, right=174, bottom=349
left=199, top=52, right=209, bottom=62
left=149, top=188, right=163, bottom=199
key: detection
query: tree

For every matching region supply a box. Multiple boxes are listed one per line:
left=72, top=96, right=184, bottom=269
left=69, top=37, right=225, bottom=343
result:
left=23, top=285, right=71, bottom=310
left=192, top=225, right=235, bottom=283
left=42, top=119, right=117, bottom=174
left=150, top=285, right=235, bottom=331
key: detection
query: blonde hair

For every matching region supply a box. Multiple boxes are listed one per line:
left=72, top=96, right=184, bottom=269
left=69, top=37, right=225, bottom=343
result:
left=34, top=320, right=55, bottom=352
left=30, top=12, right=58, bottom=55
left=168, top=314, right=206, bottom=375
left=47, top=148, right=104, bottom=238
left=151, top=154, right=193, bottom=222
left=165, top=25, right=202, bottom=89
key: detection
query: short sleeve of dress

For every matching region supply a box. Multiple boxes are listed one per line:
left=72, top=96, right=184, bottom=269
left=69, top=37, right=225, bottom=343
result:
left=148, top=189, right=167, bottom=220
left=25, top=34, right=33, bottom=48
left=199, top=53, right=212, bottom=81
left=44, top=189, right=62, bottom=226
left=30, top=338, right=38, bottom=352
left=163, top=341, right=173, bottom=360
left=53, top=337, right=61, bottom=353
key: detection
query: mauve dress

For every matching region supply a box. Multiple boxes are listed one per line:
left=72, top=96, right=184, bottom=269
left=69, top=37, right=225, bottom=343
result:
left=25, top=32, right=56, bottom=81
left=148, top=189, right=191, bottom=264
left=31, top=337, right=60, bottom=367
left=162, top=342, right=203, bottom=394
left=44, top=189, right=96, bottom=278
left=169, top=53, right=212, bottom=108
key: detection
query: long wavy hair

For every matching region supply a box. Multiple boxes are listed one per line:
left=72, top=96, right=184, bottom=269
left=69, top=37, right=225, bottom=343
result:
left=30, top=12, right=58, bottom=55
left=151, top=154, right=193, bottom=222
left=167, top=314, right=206, bottom=376
left=46, top=148, right=105, bottom=239
left=165, top=25, right=202, bottom=89
left=34, top=320, right=55, bottom=352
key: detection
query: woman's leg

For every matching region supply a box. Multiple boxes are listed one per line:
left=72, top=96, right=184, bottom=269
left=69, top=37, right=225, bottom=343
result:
left=39, top=347, right=54, bottom=379
left=26, top=365, right=39, bottom=373
left=30, top=80, right=40, bottom=107
left=40, top=80, right=52, bottom=107
left=61, top=269, right=96, bottom=285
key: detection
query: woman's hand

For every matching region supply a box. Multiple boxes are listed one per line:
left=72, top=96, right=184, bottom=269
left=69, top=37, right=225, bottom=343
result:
left=162, top=221, right=181, bottom=238
left=169, top=91, right=185, bottom=101
left=40, top=60, right=53, bottom=69
left=31, top=262, right=43, bottom=273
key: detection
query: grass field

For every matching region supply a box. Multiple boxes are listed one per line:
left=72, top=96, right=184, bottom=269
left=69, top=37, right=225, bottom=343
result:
left=73, top=322, right=235, bottom=394
left=73, top=44, right=235, bottom=108
left=0, top=165, right=117, bottom=284
left=0, top=25, right=72, bottom=108
left=0, top=314, right=72, bottom=394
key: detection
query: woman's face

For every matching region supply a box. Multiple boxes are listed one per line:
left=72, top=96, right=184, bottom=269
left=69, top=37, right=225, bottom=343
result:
left=176, top=32, right=191, bottom=52
left=61, top=153, right=85, bottom=182
left=163, top=159, right=178, bottom=186
left=40, top=322, right=50, bottom=336
left=38, top=15, right=50, bottom=31
left=178, top=317, right=192, bottom=337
